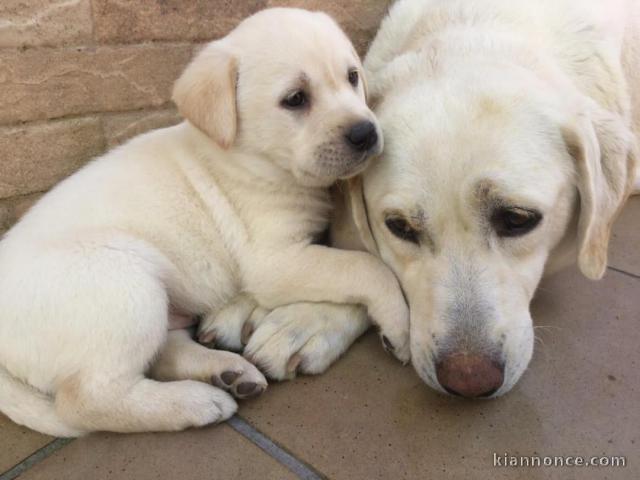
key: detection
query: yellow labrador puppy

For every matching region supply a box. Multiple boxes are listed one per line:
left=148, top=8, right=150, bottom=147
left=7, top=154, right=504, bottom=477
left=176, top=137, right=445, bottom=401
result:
left=0, top=8, right=409, bottom=436
left=220, top=0, right=639, bottom=397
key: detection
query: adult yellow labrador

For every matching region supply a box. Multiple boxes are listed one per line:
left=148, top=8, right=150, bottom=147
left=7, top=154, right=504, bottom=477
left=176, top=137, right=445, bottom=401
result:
left=222, top=0, right=639, bottom=398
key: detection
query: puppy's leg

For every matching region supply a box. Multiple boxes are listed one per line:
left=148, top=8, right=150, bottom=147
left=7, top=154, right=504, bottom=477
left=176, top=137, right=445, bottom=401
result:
left=249, top=246, right=410, bottom=362
left=244, top=303, right=370, bottom=380
left=56, top=375, right=235, bottom=433
left=50, top=244, right=236, bottom=433
left=633, top=168, right=640, bottom=194
left=151, top=330, right=267, bottom=399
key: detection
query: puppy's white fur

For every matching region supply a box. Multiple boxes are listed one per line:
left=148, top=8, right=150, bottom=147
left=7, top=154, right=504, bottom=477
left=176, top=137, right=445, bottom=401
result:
left=223, top=0, right=639, bottom=393
left=0, top=8, right=408, bottom=436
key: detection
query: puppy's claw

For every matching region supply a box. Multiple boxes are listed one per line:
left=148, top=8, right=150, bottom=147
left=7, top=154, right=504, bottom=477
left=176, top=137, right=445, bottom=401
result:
left=241, top=322, right=254, bottom=346
left=380, top=333, right=410, bottom=364
left=381, top=335, right=394, bottom=352
left=286, top=353, right=303, bottom=379
left=199, top=329, right=217, bottom=346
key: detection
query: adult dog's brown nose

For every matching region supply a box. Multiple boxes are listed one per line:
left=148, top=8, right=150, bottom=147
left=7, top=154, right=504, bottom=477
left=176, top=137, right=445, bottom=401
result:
left=436, top=353, right=504, bottom=398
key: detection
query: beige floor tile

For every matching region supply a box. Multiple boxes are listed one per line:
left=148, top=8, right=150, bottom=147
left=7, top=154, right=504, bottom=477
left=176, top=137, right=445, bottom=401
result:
left=239, top=268, right=639, bottom=480
left=609, top=196, right=640, bottom=276
left=0, top=413, right=53, bottom=473
left=19, top=424, right=296, bottom=480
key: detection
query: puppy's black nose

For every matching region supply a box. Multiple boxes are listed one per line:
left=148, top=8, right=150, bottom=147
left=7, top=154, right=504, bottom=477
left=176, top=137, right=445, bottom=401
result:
left=346, top=121, right=378, bottom=152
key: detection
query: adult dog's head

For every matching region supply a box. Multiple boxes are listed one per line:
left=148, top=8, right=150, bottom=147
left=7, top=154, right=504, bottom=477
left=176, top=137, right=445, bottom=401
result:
left=172, top=8, right=381, bottom=187
left=347, top=59, right=637, bottom=398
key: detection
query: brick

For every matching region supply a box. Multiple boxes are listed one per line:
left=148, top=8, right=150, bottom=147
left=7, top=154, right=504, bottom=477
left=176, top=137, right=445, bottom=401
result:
left=0, top=192, right=43, bottom=233
left=103, top=108, right=182, bottom=148
left=267, top=0, right=392, bottom=55
left=92, top=0, right=266, bottom=44
left=0, top=0, right=93, bottom=48
left=0, top=44, right=194, bottom=125
left=0, top=117, right=104, bottom=199
left=91, top=0, right=390, bottom=55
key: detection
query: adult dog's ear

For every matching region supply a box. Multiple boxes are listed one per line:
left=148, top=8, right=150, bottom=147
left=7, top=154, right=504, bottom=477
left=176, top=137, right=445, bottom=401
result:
left=346, top=177, right=379, bottom=255
left=361, top=67, right=371, bottom=104
left=562, top=107, right=638, bottom=280
left=173, top=40, right=238, bottom=149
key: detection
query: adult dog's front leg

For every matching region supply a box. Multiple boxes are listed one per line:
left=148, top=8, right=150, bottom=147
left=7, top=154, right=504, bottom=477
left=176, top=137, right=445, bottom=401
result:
left=247, top=245, right=410, bottom=362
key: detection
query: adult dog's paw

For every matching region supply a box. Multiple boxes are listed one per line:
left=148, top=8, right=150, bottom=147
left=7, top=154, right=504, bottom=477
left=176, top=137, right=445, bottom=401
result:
left=243, top=303, right=370, bottom=380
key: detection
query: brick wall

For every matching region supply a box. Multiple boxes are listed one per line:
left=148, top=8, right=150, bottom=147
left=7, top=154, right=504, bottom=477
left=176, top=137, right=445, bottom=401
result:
left=0, top=0, right=390, bottom=234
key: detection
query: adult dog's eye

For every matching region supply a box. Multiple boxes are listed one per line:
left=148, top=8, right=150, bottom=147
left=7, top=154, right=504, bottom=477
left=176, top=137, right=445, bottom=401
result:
left=385, top=217, right=419, bottom=244
left=281, top=90, right=308, bottom=109
left=348, top=69, right=359, bottom=87
left=491, top=207, right=542, bottom=237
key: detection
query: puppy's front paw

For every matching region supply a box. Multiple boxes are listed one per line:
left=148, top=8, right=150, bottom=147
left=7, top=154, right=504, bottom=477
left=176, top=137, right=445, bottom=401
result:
left=198, top=295, right=258, bottom=351
left=373, top=300, right=411, bottom=364
left=379, top=329, right=410, bottom=364
left=243, top=303, right=369, bottom=381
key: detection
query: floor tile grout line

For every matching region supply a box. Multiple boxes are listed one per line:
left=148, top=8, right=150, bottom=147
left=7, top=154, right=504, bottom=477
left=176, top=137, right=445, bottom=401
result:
left=607, top=266, right=640, bottom=280
left=0, top=438, right=74, bottom=480
left=228, top=416, right=328, bottom=480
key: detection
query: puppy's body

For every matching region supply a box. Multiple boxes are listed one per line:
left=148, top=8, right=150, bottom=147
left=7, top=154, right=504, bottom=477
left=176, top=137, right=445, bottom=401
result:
left=0, top=123, right=326, bottom=392
left=0, top=8, right=408, bottom=436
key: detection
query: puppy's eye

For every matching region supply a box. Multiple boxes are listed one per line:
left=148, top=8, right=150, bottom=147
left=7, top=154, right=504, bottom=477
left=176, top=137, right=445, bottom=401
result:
left=491, top=207, right=542, bottom=237
left=281, top=90, right=308, bottom=109
left=385, top=217, right=419, bottom=244
left=348, top=69, right=359, bottom=87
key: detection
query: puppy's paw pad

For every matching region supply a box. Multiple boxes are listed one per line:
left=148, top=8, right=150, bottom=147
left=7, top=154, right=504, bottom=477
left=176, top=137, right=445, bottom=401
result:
left=220, top=370, right=241, bottom=385
left=209, top=359, right=267, bottom=400
left=211, top=370, right=242, bottom=389
left=234, top=381, right=266, bottom=398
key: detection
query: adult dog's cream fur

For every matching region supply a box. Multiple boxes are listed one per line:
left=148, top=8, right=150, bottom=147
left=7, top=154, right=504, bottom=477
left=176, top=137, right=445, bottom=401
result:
left=222, top=0, right=639, bottom=396
left=0, top=8, right=409, bottom=436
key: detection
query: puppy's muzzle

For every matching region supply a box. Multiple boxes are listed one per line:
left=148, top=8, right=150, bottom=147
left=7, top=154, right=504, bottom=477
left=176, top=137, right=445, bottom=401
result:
left=345, top=121, right=379, bottom=152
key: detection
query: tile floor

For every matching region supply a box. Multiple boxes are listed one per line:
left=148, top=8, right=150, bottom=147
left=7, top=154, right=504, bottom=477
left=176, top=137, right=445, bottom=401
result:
left=1, top=197, right=638, bottom=480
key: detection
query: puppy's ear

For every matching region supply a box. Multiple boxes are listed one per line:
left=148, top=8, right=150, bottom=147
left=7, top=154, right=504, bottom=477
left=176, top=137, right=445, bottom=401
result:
left=562, top=107, right=637, bottom=280
left=173, top=41, right=238, bottom=149
left=347, top=176, right=380, bottom=255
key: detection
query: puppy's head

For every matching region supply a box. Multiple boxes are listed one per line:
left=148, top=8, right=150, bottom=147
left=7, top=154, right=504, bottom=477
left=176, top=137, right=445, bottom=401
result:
left=349, top=65, right=636, bottom=398
left=173, top=8, right=381, bottom=187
